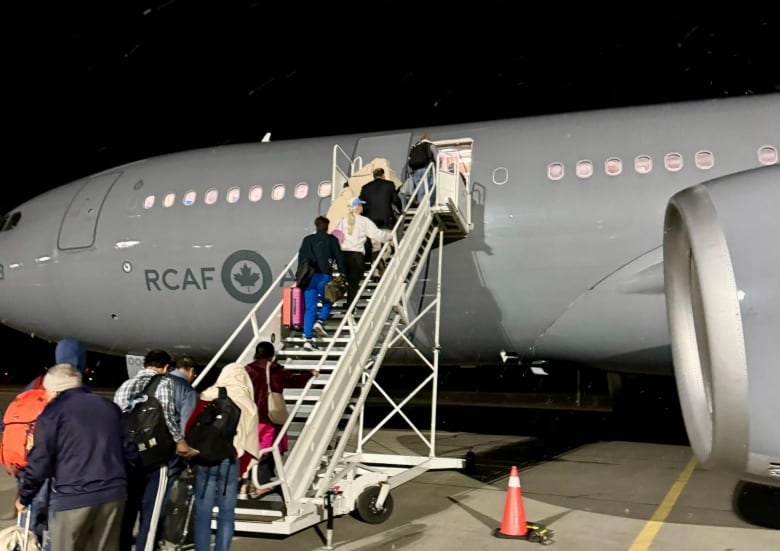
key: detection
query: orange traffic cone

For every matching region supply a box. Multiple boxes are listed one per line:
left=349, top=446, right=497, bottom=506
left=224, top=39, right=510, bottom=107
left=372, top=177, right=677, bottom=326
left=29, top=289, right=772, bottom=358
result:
left=493, top=465, right=528, bottom=539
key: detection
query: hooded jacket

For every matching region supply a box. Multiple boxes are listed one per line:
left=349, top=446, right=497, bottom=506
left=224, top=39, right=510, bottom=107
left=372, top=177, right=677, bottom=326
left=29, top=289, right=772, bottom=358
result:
left=23, top=338, right=88, bottom=391
left=54, top=338, right=87, bottom=374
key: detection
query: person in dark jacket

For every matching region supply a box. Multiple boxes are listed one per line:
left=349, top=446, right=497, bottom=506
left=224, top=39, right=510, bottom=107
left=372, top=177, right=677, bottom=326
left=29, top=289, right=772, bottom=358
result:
left=243, top=342, right=317, bottom=496
left=15, top=337, right=88, bottom=548
left=359, top=167, right=402, bottom=230
left=358, top=168, right=402, bottom=274
left=16, top=363, right=137, bottom=551
left=297, top=216, right=346, bottom=351
left=408, top=132, right=438, bottom=205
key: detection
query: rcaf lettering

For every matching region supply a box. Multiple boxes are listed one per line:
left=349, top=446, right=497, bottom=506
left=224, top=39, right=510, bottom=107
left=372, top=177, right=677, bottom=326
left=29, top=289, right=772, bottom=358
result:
left=145, top=267, right=215, bottom=291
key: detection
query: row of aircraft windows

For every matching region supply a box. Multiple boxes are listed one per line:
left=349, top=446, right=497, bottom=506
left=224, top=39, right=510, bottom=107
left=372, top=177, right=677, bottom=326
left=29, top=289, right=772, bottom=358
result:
left=141, top=145, right=779, bottom=208
left=546, top=146, right=779, bottom=180
left=142, top=181, right=333, bottom=210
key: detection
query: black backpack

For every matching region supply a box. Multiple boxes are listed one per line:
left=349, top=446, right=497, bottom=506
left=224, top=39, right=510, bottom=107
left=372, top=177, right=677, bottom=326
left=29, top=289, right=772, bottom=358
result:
left=125, top=374, right=175, bottom=468
left=186, top=387, right=241, bottom=465
left=408, top=141, right=433, bottom=170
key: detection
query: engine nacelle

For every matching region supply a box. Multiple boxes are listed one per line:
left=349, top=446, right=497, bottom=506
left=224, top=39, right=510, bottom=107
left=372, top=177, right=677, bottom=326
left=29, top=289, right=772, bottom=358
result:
left=664, top=165, right=780, bottom=487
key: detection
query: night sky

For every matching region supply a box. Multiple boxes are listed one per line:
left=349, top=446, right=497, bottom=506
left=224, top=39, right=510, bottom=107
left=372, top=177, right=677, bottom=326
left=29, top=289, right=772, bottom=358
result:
left=2, top=5, right=778, bottom=378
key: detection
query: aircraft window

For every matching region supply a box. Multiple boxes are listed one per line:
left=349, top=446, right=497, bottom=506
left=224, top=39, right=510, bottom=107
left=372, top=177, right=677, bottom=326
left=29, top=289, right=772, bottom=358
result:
left=547, top=163, right=563, bottom=181
left=575, top=160, right=593, bottom=179
left=294, top=182, right=309, bottom=199
left=758, top=145, right=778, bottom=165
left=664, top=153, right=683, bottom=172
left=226, top=187, right=240, bottom=204
left=272, top=185, right=286, bottom=200
left=163, top=193, right=176, bottom=208
left=695, top=150, right=714, bottom=170
left=493, top=167, right=508, bottom=185
left=635, top=155, right=653, bottom=174
left=183, top=191, right=197, bottom=206
left=605, top=158, right=622, bottom=176
left=1, top=211, right=21, bottom=231
left=249, top=185, right=263, bottom=202
left=204, top=188, right=218, bottom=205
left=318, top=180, right=332, bottom=198
left=143, top=195, right=155, bottom=209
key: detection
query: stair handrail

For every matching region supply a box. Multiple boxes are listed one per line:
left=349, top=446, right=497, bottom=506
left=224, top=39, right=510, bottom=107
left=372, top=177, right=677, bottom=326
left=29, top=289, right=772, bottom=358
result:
left=193, top=253, right=299, bottom=387
left=282, top=198, right=436, bottom=498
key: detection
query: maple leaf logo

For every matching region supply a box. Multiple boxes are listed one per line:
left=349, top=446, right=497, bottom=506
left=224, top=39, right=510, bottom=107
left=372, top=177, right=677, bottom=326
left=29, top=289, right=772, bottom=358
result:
left=233, top=262, right=260, bottom=290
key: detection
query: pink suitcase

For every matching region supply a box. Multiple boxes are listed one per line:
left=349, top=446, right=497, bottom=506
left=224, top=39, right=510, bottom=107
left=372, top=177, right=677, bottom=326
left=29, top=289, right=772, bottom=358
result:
left=282, top=286, right=303, bottom=331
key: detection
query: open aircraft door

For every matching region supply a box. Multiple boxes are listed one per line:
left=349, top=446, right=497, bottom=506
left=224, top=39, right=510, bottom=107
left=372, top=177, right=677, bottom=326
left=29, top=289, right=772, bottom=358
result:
left=352, top=132, right=413, bottom=180
left=57, top=171, right=122, bottom=250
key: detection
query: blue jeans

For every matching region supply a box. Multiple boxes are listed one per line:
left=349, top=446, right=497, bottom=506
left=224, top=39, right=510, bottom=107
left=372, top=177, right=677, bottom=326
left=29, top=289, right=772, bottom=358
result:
left=413, top=167, right=435, bottom=205
left=303, top=273, right=333, bottom=339
left=194, top=458, right=238, bottom=551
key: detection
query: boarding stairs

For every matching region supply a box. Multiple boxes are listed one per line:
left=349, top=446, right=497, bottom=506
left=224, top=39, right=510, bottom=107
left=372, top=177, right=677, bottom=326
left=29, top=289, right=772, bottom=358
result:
left=193, top=145, right=472, bottom=535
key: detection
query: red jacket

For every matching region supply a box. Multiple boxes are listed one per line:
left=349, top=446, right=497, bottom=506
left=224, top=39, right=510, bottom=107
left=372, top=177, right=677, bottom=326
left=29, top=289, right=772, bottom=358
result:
left=244, top=359, right=313, bottom=425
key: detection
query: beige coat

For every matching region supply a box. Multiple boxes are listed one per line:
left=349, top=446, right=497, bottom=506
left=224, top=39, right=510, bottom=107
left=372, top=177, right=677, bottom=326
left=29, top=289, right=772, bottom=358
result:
left=200, top=362, right=260, bottom=459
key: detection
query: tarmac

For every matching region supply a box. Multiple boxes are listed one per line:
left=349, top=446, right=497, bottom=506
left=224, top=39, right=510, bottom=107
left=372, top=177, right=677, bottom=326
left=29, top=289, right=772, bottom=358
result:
left=1, top=428, right=778, bottom=550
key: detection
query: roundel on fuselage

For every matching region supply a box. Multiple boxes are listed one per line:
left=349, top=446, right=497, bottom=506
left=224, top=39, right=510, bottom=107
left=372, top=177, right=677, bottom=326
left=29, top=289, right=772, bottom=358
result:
left=221, top=250, right=272, bottom=303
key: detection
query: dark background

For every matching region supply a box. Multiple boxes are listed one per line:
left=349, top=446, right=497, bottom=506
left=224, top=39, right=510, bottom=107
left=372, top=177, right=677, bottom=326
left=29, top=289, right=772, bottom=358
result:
left=1, top=6, right=778, bottom=381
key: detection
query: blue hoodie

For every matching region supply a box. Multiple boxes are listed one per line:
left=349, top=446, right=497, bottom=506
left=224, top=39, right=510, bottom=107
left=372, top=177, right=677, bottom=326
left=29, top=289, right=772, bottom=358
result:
left=20, top=338, right=87, bottom=393
left=54, top=338, right=87, bottom=374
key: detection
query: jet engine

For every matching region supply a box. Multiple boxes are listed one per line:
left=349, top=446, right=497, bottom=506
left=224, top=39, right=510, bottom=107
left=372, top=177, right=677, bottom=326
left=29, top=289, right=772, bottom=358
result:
left=663, top=165, right=780, bottom=487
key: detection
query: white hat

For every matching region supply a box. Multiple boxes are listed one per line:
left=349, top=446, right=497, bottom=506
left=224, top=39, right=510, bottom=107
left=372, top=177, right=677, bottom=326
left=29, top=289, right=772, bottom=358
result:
left=43, top=363, right=83, bottom=392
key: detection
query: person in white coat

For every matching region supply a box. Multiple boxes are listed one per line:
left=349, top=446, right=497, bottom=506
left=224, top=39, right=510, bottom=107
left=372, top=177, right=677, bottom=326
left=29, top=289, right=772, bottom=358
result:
left=335, top=197, right=392, bottom=306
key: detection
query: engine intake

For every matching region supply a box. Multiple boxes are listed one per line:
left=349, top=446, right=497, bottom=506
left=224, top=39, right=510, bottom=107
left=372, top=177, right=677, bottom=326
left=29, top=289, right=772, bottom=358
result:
left=663, top=165, right=780, bottom=486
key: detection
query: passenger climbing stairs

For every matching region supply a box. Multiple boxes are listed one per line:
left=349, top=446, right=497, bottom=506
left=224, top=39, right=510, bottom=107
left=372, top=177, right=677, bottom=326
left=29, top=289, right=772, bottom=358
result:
left=193, top=145, right=472, bottom=536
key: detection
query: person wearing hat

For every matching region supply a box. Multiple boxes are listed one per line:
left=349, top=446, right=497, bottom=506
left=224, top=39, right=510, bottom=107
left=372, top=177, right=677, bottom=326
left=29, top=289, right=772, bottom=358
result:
left=12, top=337, right=89, bottom=547
left=336, top=197, right=392, bottom=306
left=16, top=363, right=137, bottom=551
left=296, top=216, right=347, bottom=350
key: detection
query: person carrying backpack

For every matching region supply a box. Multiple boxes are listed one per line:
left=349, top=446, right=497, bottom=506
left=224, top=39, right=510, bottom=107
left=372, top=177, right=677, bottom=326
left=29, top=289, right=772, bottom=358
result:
left=113, top=349, right=196, bottom=551
left=407, top=132, right=438, bottom=206
left=1, top=380, right=49, bottom=547
left=185, top=362, right=259, bottom=551
left=16, top=364, right=137, bottom=551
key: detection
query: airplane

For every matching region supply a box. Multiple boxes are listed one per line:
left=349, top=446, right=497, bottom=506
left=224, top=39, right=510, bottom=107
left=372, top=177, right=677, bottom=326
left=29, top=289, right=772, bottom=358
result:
left=0, top=93, right=778, bottom=497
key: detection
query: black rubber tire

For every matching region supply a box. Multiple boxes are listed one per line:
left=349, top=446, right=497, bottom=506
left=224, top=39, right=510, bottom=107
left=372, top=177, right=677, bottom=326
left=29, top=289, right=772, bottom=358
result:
left=352, top=485, right=394, bottom=524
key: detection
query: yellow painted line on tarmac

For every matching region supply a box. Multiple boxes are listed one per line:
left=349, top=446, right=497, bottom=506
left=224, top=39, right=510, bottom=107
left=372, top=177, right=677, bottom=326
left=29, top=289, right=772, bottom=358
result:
left=627, top=456, right=697, bottom=551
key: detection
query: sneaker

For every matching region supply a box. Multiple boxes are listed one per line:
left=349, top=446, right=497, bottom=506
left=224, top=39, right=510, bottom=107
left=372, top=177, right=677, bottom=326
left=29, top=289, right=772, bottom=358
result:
left=303, top=339, right=318, bottom=351
left=313, top=320, right=328, bottom=337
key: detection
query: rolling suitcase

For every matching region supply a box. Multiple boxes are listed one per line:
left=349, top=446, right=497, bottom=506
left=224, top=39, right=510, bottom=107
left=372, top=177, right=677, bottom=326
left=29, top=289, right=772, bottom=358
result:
left=158, top=466, right=196, bottom=551
left=0, top=511, right=42, bottom=551
left=282, top=285, right=303, bottom=331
